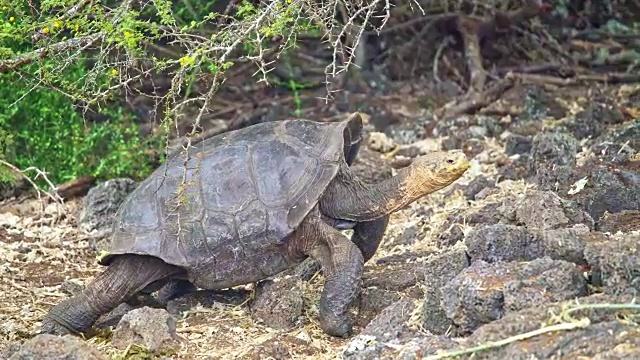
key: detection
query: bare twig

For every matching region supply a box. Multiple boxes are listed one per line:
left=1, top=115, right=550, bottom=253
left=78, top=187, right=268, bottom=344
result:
left=436, top=75, right=515, bottom=119
left=0, top=34, right=103, bottom=73
left=433, top=36, right=453, bottom=83
left=423, top=301, right=640, bottom=360
left=55, top=176, right=96, bottom=199
left=458, top=16, right=485, bottom=95
left=323, top=0, right=391, bottom=100
left=424, top=318, right=592, bottom=360
left=511, top=71, right=640, bottom=86
left=370, top=13, right=455, bottom=36
left=1, top=0, right=138, bottom=74
left=428, top=0, right=547, bottom=119
left=0, top=161, right=63, bottom=203
left=0, top=160, right=65, bottom=223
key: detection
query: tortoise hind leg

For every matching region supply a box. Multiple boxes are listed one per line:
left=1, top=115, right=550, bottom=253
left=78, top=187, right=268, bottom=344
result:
left=299, top=215, right=364, bottom=337
left=42, top=254, right=184, bottom=336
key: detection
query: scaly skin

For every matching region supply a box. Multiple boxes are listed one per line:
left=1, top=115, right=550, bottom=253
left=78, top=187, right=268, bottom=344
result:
left=294, top=208, right=364, bottom=337
left=154, top=279, right=198, bottom=305
left=41, top=255, right=184, bottom=336
left=350, top=215, right=390, bottom=263
left=42, top=207, right=366, bottom=338
left=320, top=149, right=470, bottom=222
left=306, top=150, right=469, bottom=335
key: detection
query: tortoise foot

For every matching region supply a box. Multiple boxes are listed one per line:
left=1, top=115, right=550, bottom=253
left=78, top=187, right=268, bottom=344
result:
left=41, top=298, right=98, bottom=336
left=319, top=312, right=353, bottom=338
left=41, top=315, right=75, bottom=336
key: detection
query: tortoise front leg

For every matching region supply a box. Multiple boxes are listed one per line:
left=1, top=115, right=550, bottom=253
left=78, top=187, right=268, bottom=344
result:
left=42, top=254, right=183, bottom=336
left=294, top=215, right=387, bottom=280
left=350, top=215, right=389, bottom=263
left=301, top=217, right=364, bottom=337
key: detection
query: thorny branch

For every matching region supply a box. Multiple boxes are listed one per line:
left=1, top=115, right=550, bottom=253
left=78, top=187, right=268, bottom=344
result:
left=0, top=160, right=65, bottom=223
left=0, top=34, right=103, bottom=73
left=1, top=0, right=377, bottom=106
left=434, top=0, right=550, bottom=119
left=1, top=0, right=388, bottom=198
left=323, top=0, right=391, bottom=99
left=174, top=0, right=283, bottom=232
left=1, top=0, right=138, bottom=74
left=31, top=0, right=92, bottom=42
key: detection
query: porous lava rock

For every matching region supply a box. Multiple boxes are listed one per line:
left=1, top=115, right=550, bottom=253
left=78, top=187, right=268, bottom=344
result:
left=563, top=154, right=639, bottom=222
left=111, top=306, right=180, bottom=354
left=355, top=287, right=402, bottom=328
left=596, top=209, right=640, bottom=233
left=250, top=278, right=305, bottom=330
left=360, top=297, right=418, bottom=341
left=440, top=257, right=588, bottom=333
left=584, top=233, right=640, bottom=296
left=464, top=293, right=640, bottom=359
left=77, top=178, right=137, bottom=242
left=420, top=244, right=470, bottom=334
left=528, top=132, right=579, bottom=191
left=4, top=334, right=106, bottom=360
left=464, top=223, right=592, bottom=265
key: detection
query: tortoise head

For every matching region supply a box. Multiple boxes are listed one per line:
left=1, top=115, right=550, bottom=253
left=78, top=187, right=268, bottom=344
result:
left=403, top=149, right=470, bottom=196
left=320, top=148, right=470, bottom=221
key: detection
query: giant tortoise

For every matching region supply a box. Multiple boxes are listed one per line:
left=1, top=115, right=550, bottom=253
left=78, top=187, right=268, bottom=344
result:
left=42, top=113, right=470, bottom=337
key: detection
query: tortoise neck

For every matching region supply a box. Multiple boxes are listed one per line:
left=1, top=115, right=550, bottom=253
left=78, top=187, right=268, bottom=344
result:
left=320, top=163, right=439, bottom=222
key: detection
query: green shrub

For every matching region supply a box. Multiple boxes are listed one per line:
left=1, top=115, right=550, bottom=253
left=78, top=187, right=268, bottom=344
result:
left=0, top=62, right=159, bottom=188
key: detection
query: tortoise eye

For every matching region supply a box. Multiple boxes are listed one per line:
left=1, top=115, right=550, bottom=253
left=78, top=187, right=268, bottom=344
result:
left=446, top=159, right=454, bottom=164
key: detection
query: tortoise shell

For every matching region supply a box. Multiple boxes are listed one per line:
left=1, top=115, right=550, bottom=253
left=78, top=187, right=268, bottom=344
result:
left=100, top=115, right=363, bottom=289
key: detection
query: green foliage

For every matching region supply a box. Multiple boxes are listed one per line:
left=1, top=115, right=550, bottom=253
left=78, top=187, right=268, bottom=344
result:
left=260, top=2, right=300, bottom=37
left=273, top=72, right=315, bottom=117
left=0, top=3, right=34, bottom=58
left=0, top=127, right=18, bottom=184
left=265, top=50, right=319, bottom=117
left=550, top=0, right=571, bottom=18
left=0, top=62, right=159, bottom=187
left=152, top=0, right=177, bottom=26
left=0, top=0, right=332, bottom=191
left=236, top=0, right=259, bottom=19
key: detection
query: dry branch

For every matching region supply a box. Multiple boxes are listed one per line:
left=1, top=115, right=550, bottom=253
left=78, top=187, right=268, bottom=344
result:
left=458, top=16, right=485, bottom=95
left=55, top=176, right=96, bottom=199
left=434, top=0, right=548, bottom=119
left=0, top=34, right=103, bottom=74
left=0, top=160, right=66, bottom=224
left=436, top=75, right=515, bottom=119
left=511, top=71, right=640, bottom=86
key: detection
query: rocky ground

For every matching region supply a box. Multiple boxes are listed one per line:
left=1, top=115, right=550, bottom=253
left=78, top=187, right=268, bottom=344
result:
left=0, top=79, right=639, bottom=359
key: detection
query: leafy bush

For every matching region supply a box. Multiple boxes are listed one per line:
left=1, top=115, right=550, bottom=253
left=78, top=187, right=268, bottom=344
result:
left=0, top=0, right=368, bottom=191
left=0, top=61, right=159, bottom=188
